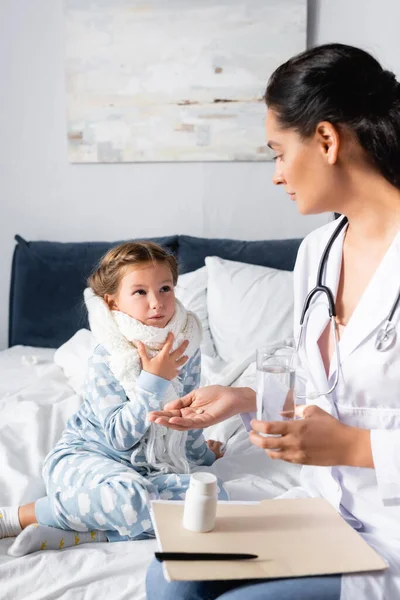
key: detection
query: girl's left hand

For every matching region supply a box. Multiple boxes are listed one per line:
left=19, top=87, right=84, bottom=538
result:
left=250, top=405, right=372, bottom=467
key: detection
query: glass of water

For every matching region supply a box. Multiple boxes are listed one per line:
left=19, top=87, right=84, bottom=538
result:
left=256, top=343, right=296, bottom=426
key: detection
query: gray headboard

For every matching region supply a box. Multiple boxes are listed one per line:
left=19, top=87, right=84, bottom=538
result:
left=9, top=234, right=302, bottom=349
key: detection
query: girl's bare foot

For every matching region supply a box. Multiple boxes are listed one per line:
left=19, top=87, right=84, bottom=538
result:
left=207, top=439, right=225, bottom=459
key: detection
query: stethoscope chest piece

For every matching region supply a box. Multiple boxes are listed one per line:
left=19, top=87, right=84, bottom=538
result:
left=375, top=321, right=397, bottom=352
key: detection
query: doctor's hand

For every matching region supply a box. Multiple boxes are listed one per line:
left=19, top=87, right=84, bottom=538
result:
left=148, top=385, right=256, bottom=431
left=250, top=405, right=373, bottom=468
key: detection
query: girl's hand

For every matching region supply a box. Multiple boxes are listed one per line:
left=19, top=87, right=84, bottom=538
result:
left=250, top=405, right=373, bottom=468
left=137, top=333, right=189, bottom=381
left=148, top=385, right=256, bottom=431
left=207, top=439, right=225, bottom=460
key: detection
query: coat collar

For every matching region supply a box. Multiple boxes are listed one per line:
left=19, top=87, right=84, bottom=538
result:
left=335, top=229, right=400, bottom=370
left=301, top=219, right=400, bottom=397
left=299, top=220, right=345, bottom=409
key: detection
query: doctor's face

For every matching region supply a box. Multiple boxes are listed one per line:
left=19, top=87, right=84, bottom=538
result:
left=266, top=109, right=340, bottom=215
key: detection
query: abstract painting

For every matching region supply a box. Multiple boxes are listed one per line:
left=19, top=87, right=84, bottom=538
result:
left=65, top=0, right=306, bottom=162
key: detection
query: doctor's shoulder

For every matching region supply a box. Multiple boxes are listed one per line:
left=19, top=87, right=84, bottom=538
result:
left=294, top=217, right=343, bottom=272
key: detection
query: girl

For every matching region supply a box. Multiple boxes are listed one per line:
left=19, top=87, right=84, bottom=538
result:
left=1, top=241, right=227, bottom=556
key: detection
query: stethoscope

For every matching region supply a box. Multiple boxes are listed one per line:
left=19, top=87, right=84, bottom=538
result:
left=296, top=216, right=400, bottom=398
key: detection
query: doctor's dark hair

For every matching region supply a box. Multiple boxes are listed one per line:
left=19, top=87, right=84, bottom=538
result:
left=265, top=43, right=400, bottom=189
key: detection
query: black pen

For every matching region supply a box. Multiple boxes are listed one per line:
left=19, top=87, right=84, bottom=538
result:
left=155, top=552, right=258, bottom=562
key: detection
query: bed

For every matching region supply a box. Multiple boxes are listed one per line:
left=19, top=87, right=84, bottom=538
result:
left=0, top=233, right=303, bottom=600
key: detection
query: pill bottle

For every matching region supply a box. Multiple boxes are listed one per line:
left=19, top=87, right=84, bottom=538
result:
left=182, top=472, right=218, bottom=533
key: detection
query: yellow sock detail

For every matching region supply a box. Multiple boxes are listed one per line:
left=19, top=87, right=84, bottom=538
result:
left=7, top=525, right=108, bottom=557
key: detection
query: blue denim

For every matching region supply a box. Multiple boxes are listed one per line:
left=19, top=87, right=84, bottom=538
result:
left=146, top=558, right=341, bottom=600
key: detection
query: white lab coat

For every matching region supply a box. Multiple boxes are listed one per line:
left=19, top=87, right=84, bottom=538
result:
left=288, top=216, right=400, bottom=599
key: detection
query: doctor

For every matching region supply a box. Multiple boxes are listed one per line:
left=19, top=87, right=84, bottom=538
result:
left=146, top=43, right=400, bottom=600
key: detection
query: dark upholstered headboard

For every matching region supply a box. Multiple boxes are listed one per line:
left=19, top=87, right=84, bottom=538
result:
left=9, top=234, right=302, bottom=349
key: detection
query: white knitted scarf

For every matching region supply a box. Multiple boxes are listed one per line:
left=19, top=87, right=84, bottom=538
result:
left=84, top=288, right=202, bottom=474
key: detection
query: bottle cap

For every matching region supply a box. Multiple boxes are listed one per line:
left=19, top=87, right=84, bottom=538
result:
left=189, top=472, right=217, bottom=495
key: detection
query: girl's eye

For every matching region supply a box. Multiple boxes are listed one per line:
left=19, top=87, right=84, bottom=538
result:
left=273, top=155, right=283, bottom=162
left=133, top=289, right=146, bottom=296
left=160, top=286, right=172, bottom=293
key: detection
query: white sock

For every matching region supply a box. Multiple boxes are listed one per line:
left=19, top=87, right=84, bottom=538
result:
left=7, top=524, right=108, bottom=557
left=0, top=506, right=22, bottom=538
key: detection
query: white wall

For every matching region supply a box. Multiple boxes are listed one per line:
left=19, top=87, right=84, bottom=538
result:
left=1, top=0, right=399, bottom=350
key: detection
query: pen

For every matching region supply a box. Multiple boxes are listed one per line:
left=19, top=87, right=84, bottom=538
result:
left=155, top=552, right=258, bottom=562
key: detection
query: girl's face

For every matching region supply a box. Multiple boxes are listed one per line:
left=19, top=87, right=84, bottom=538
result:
left=105, top=261, right=176, bottom=328
left=266, top=108, right=342, bottom=215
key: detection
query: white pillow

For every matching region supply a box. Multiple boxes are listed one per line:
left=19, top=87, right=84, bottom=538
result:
left=205, top=256, right=294, bottom=364
left=175, top=267, right=217, bottom=358
left=54, top=329, right=97, bottom=393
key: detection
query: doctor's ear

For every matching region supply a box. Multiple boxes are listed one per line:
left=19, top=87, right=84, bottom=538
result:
left=315, top=121, right=340, bottom=165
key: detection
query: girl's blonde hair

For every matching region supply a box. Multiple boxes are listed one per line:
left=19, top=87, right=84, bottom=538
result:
left=88, top=241, right=178, bottom=297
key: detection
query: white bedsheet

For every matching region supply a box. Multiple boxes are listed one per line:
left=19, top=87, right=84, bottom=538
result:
left=0, top=345, right=301, bottom=600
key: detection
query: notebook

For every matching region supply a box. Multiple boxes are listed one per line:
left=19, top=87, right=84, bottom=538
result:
left=151, top=498, right=387, bottom=581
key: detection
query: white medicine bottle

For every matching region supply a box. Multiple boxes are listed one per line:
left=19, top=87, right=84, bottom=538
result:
left=182, top=472, right=218, bottom=533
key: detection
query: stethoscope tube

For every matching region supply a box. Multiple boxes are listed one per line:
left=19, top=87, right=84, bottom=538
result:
left=297, top=215, right=400, bottom=399
left=299, top=216, right=348, bottom=325
left=296, top=314, right=341, bottom=399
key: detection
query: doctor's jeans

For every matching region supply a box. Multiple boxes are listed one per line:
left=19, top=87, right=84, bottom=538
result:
left=146, top=558, right=342, bottom=600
